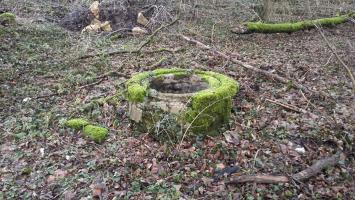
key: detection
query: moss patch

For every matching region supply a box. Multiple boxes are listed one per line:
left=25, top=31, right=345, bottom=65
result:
left=65, top=118, right=89, bottom=130
left=0, top=12, right=16, bottom=25
left=65, top=118, right=108, bottom=143
left=245, top=12, right=355, bottom=33
left=83, top=125, right=108, bottom=143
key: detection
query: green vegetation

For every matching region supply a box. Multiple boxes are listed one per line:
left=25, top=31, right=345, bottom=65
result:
left=65, top=118, right=108, bottom=143
left=245, top=12, right=355, bottom=33
left=65, top=118, right=89, bottom=130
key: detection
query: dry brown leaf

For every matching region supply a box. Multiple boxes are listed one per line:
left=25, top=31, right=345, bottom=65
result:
left=91, top=182, right=108, bottom=198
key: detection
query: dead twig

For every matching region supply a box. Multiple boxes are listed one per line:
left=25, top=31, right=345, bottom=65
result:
left=148, top=56, right=169, bottom=69
left=77, top=78, right=106, bottom=90
left=265, top=98, right=307, bottom=113
left=80, top=18, right=179, bottom=59
left=300, top=90, right=317, bottom=109
left=227, top=151, right=345, bottom=184
left=315, top=24, right=355, bottom=94
left=180, top=35, right=329, bottom=98
left=292, top=151, right=345, bottom=181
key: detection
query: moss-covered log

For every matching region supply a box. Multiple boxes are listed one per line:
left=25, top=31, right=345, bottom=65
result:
left=233, top=12, right=355, bottom=34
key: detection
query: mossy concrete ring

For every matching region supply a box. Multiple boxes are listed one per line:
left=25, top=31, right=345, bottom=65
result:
left=126, top=68, right=239, bottom=141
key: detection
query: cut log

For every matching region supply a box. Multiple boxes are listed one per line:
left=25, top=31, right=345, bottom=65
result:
left=232, top=12, right=355, bottom=34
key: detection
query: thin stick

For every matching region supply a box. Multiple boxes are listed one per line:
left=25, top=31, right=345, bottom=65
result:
left=181, top=35, right=329, bottom=98
left=77, top=78, right=105, bottom=90
left=315, top=24, right=355, bottom=93
left=229, top=175, right=289, bottom=184
left=300, top=90, right=317, bottom=109
left=265, top=98, right=307, bottom=113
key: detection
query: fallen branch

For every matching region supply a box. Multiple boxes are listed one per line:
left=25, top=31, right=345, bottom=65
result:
left=80, top=18, right=179, bottom=59
left=292, top=151, right=346, bottom=181
left=315, top=24, right=355, bottom=94
left=230, top=175, right=289, bottom=184
left=227, top=151, right=345, bottom=184
left=148, top=56, right=169, bottom=69
left=181, top=35, right=328, bottom=98
left=265, top=98, right=307, bottom=113
left=232, top=12, right=355, bottom=34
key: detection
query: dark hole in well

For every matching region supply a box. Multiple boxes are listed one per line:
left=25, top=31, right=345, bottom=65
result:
left=150, top=74, right=209, bottom=94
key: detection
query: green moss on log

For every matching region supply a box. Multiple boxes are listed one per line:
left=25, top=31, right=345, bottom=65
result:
left=245, top=12, right=355, bottom=33
left=83, top=125, right=108, bottom=143
left=65, top=118, right=90, bottom=130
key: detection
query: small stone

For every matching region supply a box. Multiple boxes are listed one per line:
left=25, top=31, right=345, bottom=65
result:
left=295, top=147, right=306, bottom=154
left=23, top=97, right=31, bottom=102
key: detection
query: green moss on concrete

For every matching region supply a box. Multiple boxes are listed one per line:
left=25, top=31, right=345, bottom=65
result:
left=185, top=70, right=239, bottom=133
left=83, top=125, right=108, bottom=143
left=126, top=71, right=150, bottom=102
left=126, top=68, right=189, bottom=103
left=126, top=68, right=239, bottom=135
left=0, top=12, right=16, bottom=25
left=65, top=118, right=89, bottom=130
left=245, top=12, right=354, bottom=33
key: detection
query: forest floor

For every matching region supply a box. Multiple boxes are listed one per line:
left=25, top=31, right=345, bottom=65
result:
left=1, top=4, right=355, bottom=200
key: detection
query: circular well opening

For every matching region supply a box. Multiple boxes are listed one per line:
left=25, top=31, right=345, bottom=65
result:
left=149, top=74, right=209, bottom=94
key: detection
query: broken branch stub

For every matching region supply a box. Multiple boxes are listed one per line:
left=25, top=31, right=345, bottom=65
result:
left=125, top=68, right=239, bottom=143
